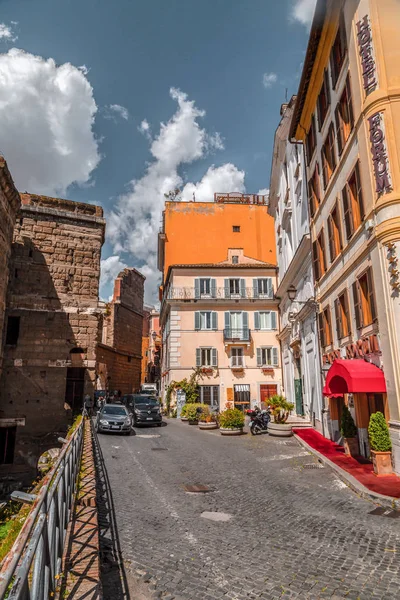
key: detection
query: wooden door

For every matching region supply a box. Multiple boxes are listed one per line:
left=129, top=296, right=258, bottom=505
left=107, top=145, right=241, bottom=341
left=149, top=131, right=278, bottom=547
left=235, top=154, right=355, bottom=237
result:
left=260, top=384, right=278, bottom=406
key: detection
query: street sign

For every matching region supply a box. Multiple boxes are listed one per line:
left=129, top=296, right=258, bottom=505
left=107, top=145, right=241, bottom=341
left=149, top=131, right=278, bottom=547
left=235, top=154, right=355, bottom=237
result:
left=176, top=390, right=186, bottom=417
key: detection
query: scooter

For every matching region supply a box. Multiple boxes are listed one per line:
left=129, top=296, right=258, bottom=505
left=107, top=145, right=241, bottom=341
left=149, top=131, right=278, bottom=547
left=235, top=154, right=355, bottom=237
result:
left=248, top=406, right=271, bottom=435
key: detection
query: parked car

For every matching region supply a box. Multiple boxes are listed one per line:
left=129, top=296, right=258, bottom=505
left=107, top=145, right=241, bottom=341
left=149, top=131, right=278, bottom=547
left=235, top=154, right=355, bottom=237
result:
left=95, top=404, right=132, bottom=435
left=122, top=394, right=162, bottom=427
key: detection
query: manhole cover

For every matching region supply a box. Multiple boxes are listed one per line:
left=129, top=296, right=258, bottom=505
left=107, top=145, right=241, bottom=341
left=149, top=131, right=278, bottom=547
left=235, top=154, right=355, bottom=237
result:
left=201, top=511, right=232, bottom=522
left=301, top=463, right=324, bottom=469
left=183, top=484, right=212, bottom=493
left=151, top=447, right=168, bottom=451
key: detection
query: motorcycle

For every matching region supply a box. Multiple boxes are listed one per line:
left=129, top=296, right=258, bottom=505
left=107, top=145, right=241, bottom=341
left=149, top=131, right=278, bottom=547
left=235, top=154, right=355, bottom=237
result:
left=248, top=406, right=271, bottom=435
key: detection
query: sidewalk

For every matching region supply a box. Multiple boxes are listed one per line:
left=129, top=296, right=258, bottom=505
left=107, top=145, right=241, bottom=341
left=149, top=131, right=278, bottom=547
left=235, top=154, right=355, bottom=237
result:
left=293, top=427, right=400, bottom=509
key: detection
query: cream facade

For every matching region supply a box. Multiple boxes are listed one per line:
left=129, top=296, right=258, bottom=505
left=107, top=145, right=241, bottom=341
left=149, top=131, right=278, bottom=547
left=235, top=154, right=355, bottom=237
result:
left=161, top=263, right=282, bottom=411
left=290, top=0, right=400, bottom=468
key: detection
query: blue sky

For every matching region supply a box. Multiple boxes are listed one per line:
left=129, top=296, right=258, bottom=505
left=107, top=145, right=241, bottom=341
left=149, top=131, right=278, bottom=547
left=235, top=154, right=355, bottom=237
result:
left=0, top=0, right=316, bottom=302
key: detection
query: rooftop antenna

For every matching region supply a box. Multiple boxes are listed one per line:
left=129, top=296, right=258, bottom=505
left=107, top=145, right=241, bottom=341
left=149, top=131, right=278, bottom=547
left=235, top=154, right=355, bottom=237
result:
left=285, top=87, right=288, bottom=102
left=192, top=192, right=196, bottom=202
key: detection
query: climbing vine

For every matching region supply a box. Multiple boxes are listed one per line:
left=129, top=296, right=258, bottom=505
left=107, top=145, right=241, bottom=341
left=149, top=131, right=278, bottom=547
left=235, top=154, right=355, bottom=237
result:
left=165, top=367, right=213, bottom=414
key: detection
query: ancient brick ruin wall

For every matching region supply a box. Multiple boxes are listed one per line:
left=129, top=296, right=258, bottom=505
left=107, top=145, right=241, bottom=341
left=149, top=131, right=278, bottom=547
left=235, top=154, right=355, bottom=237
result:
left=0, top=193, right=105, bottom=470
left=0, top=158, right=21, bottom=379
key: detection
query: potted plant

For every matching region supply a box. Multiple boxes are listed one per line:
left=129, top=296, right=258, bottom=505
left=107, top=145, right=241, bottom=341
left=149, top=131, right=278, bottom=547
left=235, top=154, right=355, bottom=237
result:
left=185, top=403, right=203, bottom=425
left=219, top=407, right=244, bottom=436
left=340, top=404, right=359, bottom=456
left=268, top=395, right=295, bottom=437
left=198, top=406, right=219, bottom=430
left=368, top=411, right=393, bottom=475
left=180, top=404, right=189, bottom=422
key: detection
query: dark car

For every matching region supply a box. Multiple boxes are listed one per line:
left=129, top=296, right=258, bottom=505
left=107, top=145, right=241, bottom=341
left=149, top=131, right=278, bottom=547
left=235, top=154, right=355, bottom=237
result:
left=95, top=404, right=132, bottom=434
left=123, top=394, right=162, bottom=427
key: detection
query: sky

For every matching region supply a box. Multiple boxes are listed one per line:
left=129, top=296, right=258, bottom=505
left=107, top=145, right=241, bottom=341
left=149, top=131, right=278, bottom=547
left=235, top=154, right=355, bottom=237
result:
left=0, top=0, right=317, bottom=304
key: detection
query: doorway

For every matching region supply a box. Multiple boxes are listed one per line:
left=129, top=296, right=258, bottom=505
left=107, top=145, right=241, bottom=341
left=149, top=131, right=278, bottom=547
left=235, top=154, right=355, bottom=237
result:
left=65, top=367, right=86, bottom=415
left=260, top=384, right=278, bottom=408
left=294, top=357, right=304, bottom=416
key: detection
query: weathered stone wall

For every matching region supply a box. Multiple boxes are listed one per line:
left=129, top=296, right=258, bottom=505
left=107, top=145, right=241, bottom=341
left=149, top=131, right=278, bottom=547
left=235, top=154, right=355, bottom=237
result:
left=0, top=193, right=105, bottom=472
left=0, top=158, right=21, bottom=380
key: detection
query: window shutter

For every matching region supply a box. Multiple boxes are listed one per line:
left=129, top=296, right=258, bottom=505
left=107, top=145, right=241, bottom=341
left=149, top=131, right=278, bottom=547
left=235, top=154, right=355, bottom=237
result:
left=335, top=106, right=343, bottom=156
left=211, top=278, right=217, bottom=298
left=254, top=312, right=260, bottom=330
left=346, top=76, right=354, bottom=129
left=194, top=278, right=200, bottom=299
left=271, top=311, right=277, bottom=330
left=224, top=312, right=230, bottom=332
left=352, top=282, right=362, bottom=329
left=272, top=347, right=279, bottom=367
left=325, top=69, right=331, bottom=107
left=329, top=124, right=337, bottom=171
left=366, top=269, right=377, bottom=322
left=242, top=311, right=249, bottom=332
left=195, top=312, right=201, bottom=330
left=267, top=278, right=273, bottom=298
left=312, top=241, right=320, bottom=282
left=334, top=298, right=342, bottom=339
left=320, top=230, right=327, bottom=273
left=308, top=180, right=315, bottom=219
left=342, top=185, right=353, bottom=241
left=318, top=312, right=325, bottom=348
left=240, top=278, right=246, bottom=298
left=354, top=162, right=364, bottom=220
left=224, top=279, right=230, bottom=298
left=212, top=348, right=218, bottom=367
left=253, top=279, right=259, bottom=299
left=257, top=348, right=263, bottom=367
left=196, top=348, right=201, bottom=367
left=211, top=312, right=218, bottom=330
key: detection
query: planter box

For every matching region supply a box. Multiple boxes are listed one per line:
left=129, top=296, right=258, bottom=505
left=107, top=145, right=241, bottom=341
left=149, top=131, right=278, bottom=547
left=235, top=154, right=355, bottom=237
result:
left=343, top=437, right=359, bottom=457
left=268, top=422, right=293, bottom=437
left=371, top=450, right=393, bottom=476
left=220, top=427, right=243, bottom=436
left=188, top=420, right=199, bottom=425
left=198, top=422, right=218, bottom=430
left=180, top=417, right=189, bottom=422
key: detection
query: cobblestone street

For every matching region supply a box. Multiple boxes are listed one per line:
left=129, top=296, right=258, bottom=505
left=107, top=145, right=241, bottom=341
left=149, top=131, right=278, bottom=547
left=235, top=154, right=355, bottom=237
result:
left=97, top=420, right=400, bottom=600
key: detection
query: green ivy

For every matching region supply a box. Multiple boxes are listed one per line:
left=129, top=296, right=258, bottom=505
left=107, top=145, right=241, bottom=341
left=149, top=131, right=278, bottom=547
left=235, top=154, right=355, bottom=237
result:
left=368, top=411, right=392, bottom=452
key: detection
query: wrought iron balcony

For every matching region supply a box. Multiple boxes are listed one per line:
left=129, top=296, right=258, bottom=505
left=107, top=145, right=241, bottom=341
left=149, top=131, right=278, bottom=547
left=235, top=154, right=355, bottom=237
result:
left=223, top=328, right=251, bottom=342
left=166, top=287, right=273, bottom=301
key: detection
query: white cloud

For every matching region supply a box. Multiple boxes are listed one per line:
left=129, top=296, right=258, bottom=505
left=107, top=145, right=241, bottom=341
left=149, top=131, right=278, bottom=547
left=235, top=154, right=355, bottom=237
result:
left=107, top=87, right=245, bottom=303
left=262, top=72, right=277, bottom=89
left=258, top=188, right=269, bottom=197
left=0, top=23, right=18, bottom=42
left=0, top=48, right=100, bottom=195
left=138, top=118, right=152, bottom=140
left=291, top=0, right=317, bottom=27
left=100, top=255, right=128, bottom=292
left=106, top=103, right=129, bottom=120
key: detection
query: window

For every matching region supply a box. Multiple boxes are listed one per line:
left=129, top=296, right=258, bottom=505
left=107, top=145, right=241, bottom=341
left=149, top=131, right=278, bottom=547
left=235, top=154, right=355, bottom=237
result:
left=342, top=162, right=364, bottom=241
left=305, top=115, right=317, bottom=165
left=5, top=316, right=20, bottom=346
left=195, top=278, right=216, bottom=298
left=334, top=291, right=351, bottom=339
left=254, top=311, right=277, bottom=330
left=327, top=202, right=343, bottom=263
left=233, top=226, right=240, bottom=232
left=196, top=347, right=218, bottom=367
left=199, top=385, right=219, bottom=408
left=318, top=307, right=333, bottom=348
left=224, top=278, right=245, bottom=298
left=317, top=69, right=331, bottom=130
left=232, top=256, right=239, bottom=264
left=224, top=311, right=249, bottom=340
left=353, top=268, right=377, bottom=329
left=230, top=279, right=240, bottom=294
left=330, top=12, right=347, bottom=88
left=335, top=76, right=354, bottom=154
left=321, top=124, right=337, bottom=188
left=231, top=347, right=244, bottom=368
left=257, top=347, right=279, bottom=367
left=0, top=427, right=16, bottom=465
left=200, top=278, right=210, bottom=295
left=312, top=229, right=327, bottom=282
left=234, top=384, right=250, bottom=409
left=308, top=163, right=321, bottom=218
left=253, top=278, right=273, bottom=298
left=195, top=311, right=217, bottom=330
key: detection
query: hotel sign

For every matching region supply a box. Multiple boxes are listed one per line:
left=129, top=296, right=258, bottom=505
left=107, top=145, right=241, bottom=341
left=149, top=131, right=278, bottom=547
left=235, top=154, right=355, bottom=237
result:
left=368, top=112, right=392, bottom=196
left=323, top=334, right=380, bottom=365
left=356, top=15, right=378, bottom=95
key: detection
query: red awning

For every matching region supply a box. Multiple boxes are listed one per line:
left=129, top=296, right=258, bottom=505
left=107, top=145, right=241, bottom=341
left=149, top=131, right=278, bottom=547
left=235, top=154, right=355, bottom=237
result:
left=323, top=359, right=386, bottom=396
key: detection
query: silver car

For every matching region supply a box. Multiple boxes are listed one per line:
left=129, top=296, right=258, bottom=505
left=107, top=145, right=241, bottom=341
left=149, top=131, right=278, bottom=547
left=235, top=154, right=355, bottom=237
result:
left=95, top=403, right=132, bottom=435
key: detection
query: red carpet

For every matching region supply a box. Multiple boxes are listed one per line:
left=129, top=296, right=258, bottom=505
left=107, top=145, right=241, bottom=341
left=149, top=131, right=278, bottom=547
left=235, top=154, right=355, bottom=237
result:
left=293, top=427, right=400, bottom=498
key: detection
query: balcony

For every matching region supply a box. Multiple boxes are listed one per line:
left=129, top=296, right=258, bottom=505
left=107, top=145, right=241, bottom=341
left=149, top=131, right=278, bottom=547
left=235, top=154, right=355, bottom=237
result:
left=224, top=328, right=251, bottom=343
left=166, top=288, right=273, bottom=301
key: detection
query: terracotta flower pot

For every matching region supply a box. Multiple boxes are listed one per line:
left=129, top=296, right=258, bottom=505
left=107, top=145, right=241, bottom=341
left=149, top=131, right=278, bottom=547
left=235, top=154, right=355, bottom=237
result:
left=371, top=450, right=393, bottom=476
left=268, top=422, right=293, bottom=437
left=343, top=437, right=359, bottom=457
left=220, top=427, right=243, bottom=436
left=198, top=422, right=218, bottom=430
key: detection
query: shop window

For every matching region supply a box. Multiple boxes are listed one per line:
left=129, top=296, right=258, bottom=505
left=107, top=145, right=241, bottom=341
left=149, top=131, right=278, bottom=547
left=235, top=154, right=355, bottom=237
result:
left=335, top=75, right=354, bottom=155
left=321, top=124, right=337, bottom=189
left=353, top=268, right=377, bottom=329
left=330, top=12, right=347, bottom=89
left=318, top=307, right=333, bottom=348
left=327, top=202, right=343, bottom=263
left=234, top=384, right=250, bottom=411
left=342, top=162, right=364, bottom=241
left=0, top=427, right=16, bottom=465
left=5, top=316, right=20, bottom=346
left=307, top=163, right=321, bottom=218
left=334, top=291, right=351, bottom=339
left=305, top=114, right=317, bottom=165
left=312, top=229, right=327, bottom=282
left=317, top=69, right=331, bottom=130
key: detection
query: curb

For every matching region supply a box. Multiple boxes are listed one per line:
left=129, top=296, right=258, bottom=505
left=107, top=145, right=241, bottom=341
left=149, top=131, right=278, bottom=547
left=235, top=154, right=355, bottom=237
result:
left=293, top=432, right=400, bottom=510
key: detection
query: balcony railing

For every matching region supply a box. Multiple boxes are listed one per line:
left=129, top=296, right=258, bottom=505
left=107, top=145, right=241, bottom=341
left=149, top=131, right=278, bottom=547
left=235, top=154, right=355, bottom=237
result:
left=167, top=287, right=273, bottom=301
left=224, top=328, right=251, bottom=342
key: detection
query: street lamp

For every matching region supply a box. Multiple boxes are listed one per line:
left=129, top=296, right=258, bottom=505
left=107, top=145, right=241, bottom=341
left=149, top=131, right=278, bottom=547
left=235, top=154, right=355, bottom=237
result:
left=287, top=285, right=297, bottom=302
left=151, top=331, right=157, bottom=341
left=287, top=284, right=318, bottom=308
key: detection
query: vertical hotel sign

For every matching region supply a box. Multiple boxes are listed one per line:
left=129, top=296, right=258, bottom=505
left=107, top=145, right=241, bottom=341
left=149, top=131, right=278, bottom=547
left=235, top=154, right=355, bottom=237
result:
left=356, top=15, right=378, bottom=95
left=368, top=113, right=392, bottom=196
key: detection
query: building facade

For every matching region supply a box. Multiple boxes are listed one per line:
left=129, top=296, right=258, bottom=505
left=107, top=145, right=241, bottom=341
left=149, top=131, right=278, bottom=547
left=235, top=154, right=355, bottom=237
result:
left=290, top=0, right=400, bottom=467
left=269, top=98, right=324, bottom=434
left=158, top=196, right=282, bottom=412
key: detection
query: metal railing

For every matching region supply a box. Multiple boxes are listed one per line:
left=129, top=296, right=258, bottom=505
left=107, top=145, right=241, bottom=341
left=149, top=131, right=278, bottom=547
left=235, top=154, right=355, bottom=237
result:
left=167, top=287, right=274, bottom=301
left=0, top=419, right=84, bottom=599
left=224, top=328, right=251, bottom=342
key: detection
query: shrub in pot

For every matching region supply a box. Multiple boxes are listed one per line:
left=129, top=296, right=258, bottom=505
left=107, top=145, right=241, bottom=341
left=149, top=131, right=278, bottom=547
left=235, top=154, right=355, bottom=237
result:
left=368, top=411, right=393, bottom=475
left=268, top=395, right=295, bottom=437
left=340, top=405, right=359, bottom=457
left=180, top=404, right=189, bottom=421
left=185, top=403, right=204, bottom=424
left=219, top=407, right=244, bottom=435
left=198, top=407, right=219, bottom=430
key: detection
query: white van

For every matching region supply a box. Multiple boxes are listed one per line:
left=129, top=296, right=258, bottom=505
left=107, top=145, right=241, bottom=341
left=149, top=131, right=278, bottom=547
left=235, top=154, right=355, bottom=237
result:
left=140, top=383, right=158, bottom=395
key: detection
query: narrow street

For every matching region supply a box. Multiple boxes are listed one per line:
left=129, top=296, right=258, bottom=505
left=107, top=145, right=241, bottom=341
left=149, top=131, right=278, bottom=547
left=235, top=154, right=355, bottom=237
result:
left=96, top=420, right=400, bottom=600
